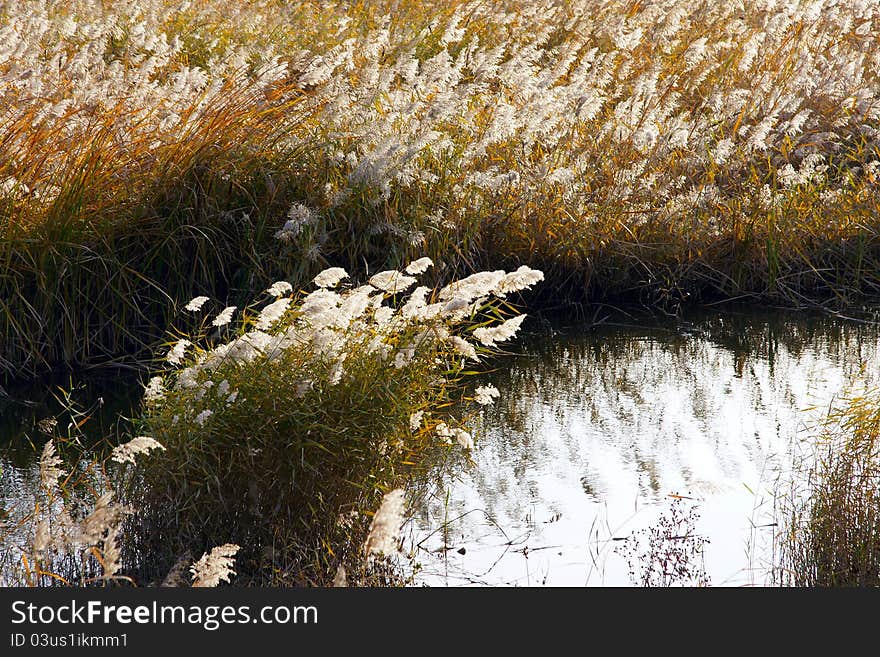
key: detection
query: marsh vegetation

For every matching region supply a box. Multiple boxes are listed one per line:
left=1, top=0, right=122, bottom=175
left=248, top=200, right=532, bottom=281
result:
left=2, top=0, right=880, bottom=585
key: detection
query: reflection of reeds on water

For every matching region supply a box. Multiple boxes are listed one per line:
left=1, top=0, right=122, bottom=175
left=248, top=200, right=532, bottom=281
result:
left=408, top=307, right=880, bottom=585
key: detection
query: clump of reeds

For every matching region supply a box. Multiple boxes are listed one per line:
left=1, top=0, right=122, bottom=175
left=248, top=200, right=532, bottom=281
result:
left=2, top=259, right=542, bottom=586
left=0, top=76, right=316, bottom=379
left=775, top=387, right=880, bottom=586
left=0, top=409, right=238, bottom=587
left=120, top=260, right=542, bottom=585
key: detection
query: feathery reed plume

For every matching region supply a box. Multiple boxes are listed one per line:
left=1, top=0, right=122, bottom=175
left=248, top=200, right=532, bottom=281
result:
left=333, top=565, right=348, bottom=587
left=474, top=384, right=500, bottom=405
left=110, top=437, right=166, bottom=465
left=39, top=440, right=65, bottom=491
left=185, top=297, right=211, bottom=312
left=363, top=489, right=406, bottom=556
left=191, top=544, right=241, bottom=587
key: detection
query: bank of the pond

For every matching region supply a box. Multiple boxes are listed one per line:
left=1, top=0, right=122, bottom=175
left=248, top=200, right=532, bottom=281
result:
left=7, top=212, right=880, bottom=380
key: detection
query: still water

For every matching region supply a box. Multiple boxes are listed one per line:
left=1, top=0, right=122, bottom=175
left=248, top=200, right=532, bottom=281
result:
left=405, top=307, right=880, bottom=586
left=3, top=307, right=880, bottom=586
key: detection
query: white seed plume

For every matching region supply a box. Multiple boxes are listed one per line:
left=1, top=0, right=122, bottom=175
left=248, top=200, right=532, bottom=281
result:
left=194, top=409, right=213, bottom=426
left=191, top=544, right=241, bottom=587
left=472, top=314, right=527, bottom=347
left=255, top=297, right=291, bottom=331
left=434, top=422, right=453, bottom=444
left=275, top=203, right=315, bottom=242
left=402, top=286, right=430, bottom=319
left=448, top=335, right=478, bottom=361
left=111, top=436, right=166, bottom=464
left=166, top=339, right=192, bottom=365
left=333, top=565, right=348, bottom=587
left=409, top=410, right=424, bottom=432
left=369, top=270, right=417, bottom=294
left=474, top=384, right=500, bottom=405
left=439, top=271, right=506, bottom=302
left=452, top=428, right=474, bottom=450
left=363, top=489, right=406, bottom=556
left=712, top=138, right=736, bottom=165
left=313, top=267, right=349, bottom=288
left=101, top=526, right=124, bottom=578
left=34, top=520, right=51, bottom=554
left=143, top=376, right=166, bottom=404
left=211, top=306, right=237, bottom=327
left=79, top=492, right=129, bottom=546
left=493, top=266, right=545, bottom=295
left=39, top=440, right=65, bottom=491
left=328, top=353, right=347, bottom=385
left=185, top=296, right=210, bottom=312
left=404, top=257, right=434, bottom=275
left=373, top=306, right=395, bottom=326
left=393, top=346, right=416, bottom=369
left=266, top=281, right=293, bottom=297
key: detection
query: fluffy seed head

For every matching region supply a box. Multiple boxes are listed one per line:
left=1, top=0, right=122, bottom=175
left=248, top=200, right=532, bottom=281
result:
left=313, top=267, right=349, bottom=288
left=167, top=339, right=192, bottom=365
left=111, top=436, right=166, bottom=464
left=266, top=281, right=293, bottom=297
left=185, top=296, right=210, bottom=312
left=211, top=306, right=237, bottom=327
left=369, top=270, right=417, bottom=294
left=363, top=489, right=406, bottom=556
left=405, top=257, right=434, bottom=275
left=474, top=384, right=500, bottom=405
left=191, top=544, right=241, bottom=587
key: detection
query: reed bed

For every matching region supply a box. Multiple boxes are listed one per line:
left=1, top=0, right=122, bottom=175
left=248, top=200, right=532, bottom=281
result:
left=2, top=0, right=880, bottom=378
left=775, top=386, right=880, bottom=586
left=4, top=0, right=880, bottom=587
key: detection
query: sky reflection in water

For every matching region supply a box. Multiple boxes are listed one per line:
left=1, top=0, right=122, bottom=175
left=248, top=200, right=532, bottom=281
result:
left=408, top=308, right=880, bottom=586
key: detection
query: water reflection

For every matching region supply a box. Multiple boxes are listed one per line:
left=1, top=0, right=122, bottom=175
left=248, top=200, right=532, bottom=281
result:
left=407, top=307, right=880, bottom=586
left=0, top=373, right=141, bottom=584
left=4, top=308, right=880, bottom=586
left=0, top=372, right=141, bottom=450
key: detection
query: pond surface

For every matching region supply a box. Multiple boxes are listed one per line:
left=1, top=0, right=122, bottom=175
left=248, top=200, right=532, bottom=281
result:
left=3, top=306, right=880, bottom=586
left=405, top=306, right=880, bottom=586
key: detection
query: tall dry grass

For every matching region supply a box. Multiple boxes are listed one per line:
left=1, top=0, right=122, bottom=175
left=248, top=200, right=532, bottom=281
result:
left=2, top=0, right=880, bottom=379
left=776, top=386, right=880, bottom=586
